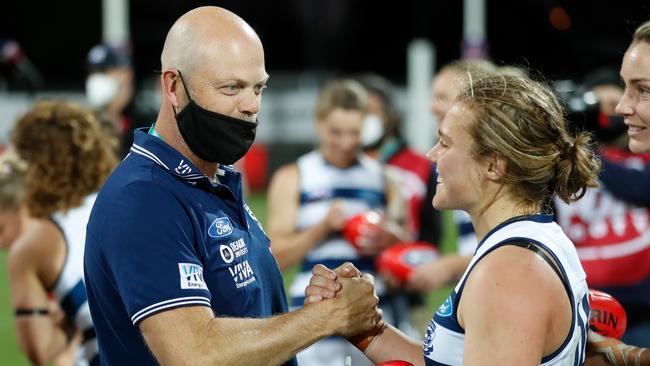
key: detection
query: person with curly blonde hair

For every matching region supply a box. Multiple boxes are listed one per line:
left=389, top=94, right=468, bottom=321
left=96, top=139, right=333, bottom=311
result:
left=6, top=100, right=116, bottom=366
left=12, top=100, right=117, bottom=218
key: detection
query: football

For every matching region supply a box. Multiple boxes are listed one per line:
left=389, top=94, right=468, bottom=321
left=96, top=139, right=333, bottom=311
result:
left=376, top=242, right=439, bottom=282
left=588, top=289, right=627, bottom=339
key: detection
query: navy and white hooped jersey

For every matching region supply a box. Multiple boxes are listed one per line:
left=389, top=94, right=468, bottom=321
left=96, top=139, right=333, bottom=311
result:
left=289, top=150, right=387, bottom=305
left=84, top=129, right=295, bottom=365
left=423, top=215, right=590, bottom=366
left=51, top=193, right=98, bottom=366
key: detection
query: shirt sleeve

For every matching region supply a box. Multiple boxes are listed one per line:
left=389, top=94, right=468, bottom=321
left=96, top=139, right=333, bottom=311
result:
left=100, top=180, right=211, bottom=326
left=599, top=159, right=650, bottom=207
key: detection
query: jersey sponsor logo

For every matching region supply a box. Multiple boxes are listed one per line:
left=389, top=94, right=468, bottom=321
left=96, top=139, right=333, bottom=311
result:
left=436, top=295, right=453, bottom=317
left=208, top=217, right=233, bottom=238
left=175, top=159, right=192, bottom=175
left=220, top=245, right=235, bottom=264
left=228, top=259, right=256, bottom=288
left=178, top=263, right=208, bottom=290
left=423, top=320, right=436, bottom=356
left=227, top=238, right=248, bottom=258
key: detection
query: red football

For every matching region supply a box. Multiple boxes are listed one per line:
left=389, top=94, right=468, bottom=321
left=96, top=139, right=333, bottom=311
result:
left=377, top=361, right=414, bottom=366
left=342, top=211, right=382, bottom=250
left=376, top=242, right=439, bottom=282
left=588, top=289, right=627, bottom=339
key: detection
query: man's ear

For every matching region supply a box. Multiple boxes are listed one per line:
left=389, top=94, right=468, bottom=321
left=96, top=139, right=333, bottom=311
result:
left=161, top=70, right=180, bottom=109
left=485, top=153, right=507, bottom=182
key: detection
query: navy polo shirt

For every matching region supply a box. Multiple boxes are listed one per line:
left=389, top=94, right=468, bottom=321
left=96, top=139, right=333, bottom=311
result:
left=84, top=129, right=296, bottom=365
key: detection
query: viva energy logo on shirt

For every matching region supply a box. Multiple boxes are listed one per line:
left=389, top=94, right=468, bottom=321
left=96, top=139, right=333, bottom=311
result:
left=228, top=260, right=256, bottom=289
left=208, top=216, right=233, bottom=238
left=178, top=263, right=208, bottom=290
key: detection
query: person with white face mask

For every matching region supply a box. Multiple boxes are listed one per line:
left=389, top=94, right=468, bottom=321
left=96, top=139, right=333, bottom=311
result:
left=85, top=44, right=133, bottom=123
left=85, top=43, right=152, bottom=157
left=357, top=74, right=442, bottom=248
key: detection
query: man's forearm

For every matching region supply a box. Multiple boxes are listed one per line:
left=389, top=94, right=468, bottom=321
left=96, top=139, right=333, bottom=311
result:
left=144, top=304, right=336, bottom=366
left=143, top=276, right=379, bottom=365
left=202, top=306, right=332, bottom=365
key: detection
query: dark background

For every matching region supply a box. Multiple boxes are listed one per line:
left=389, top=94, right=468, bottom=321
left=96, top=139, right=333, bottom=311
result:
left=2, top=0, right=650, bottom=90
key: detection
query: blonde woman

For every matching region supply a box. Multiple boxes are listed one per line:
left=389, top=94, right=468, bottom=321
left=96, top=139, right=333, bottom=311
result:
left=6, top=101, right=116, bottom=365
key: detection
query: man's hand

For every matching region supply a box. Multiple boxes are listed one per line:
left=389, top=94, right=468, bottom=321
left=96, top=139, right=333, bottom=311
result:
left=304, top=263, right=360, bottom=305
left=304, top=263, right=385, bottom=351
left=325, top=274, right=381, bottom=338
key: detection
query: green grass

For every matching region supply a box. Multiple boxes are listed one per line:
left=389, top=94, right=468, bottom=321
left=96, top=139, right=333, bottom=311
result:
left=0, top=251, right=30, bottom=365
left=0, top=192, right=457, bottom=364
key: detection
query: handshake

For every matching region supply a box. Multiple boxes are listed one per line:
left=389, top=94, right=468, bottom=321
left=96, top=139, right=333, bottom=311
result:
left=304, top=262, right=387, bottom=353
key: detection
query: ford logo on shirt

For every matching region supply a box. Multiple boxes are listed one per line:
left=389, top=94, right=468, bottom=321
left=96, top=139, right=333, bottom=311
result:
left=208, top=217, right=233, bottom=238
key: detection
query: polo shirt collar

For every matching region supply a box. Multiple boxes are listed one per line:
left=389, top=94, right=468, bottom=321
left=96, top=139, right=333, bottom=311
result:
left=129, top=128, right=241, bottom=188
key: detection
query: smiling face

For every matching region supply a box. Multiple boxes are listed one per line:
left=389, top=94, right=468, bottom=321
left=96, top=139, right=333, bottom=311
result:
left=616, top=42, right=650, bottom=153
left=426, top=103, right=487, bottom=214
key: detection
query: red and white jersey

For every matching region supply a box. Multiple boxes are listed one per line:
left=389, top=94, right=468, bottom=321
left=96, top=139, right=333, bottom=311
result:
left=385, top=147, right=430, bottom=236
left=555, top=150, right=650, bottom=287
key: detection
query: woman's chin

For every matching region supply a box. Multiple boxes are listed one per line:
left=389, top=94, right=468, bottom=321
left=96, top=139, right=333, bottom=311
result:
left=431, top=197, right=450, bottom=211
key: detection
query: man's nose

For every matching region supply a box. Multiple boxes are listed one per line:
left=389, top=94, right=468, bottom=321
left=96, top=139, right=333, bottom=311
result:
left=239, top=90, right=261, bottom=116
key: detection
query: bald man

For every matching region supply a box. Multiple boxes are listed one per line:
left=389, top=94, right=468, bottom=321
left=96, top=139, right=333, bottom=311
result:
left=83, top=7, right=380, bottom=365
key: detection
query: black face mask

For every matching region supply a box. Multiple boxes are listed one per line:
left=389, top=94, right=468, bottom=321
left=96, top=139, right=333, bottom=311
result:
left=174, top=70, right=258, bottom=164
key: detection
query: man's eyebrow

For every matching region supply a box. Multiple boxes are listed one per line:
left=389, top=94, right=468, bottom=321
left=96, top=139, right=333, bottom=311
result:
left=213, top=76, right=270, bottom=86
left=629, top=78, right=650, bottom=84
